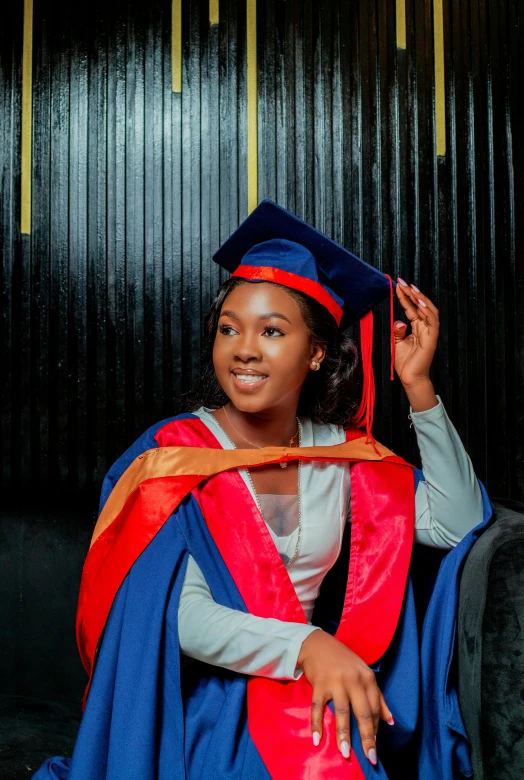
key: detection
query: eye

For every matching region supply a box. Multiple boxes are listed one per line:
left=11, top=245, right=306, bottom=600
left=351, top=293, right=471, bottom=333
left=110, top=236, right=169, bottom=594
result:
left=263, top=327, right=285, bottom=337
left=218, top=324, right=238, bottom=336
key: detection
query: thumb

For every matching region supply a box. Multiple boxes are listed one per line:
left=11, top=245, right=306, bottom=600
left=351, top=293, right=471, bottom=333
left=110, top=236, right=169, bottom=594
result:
left=393, top=320, right=407, bottom=342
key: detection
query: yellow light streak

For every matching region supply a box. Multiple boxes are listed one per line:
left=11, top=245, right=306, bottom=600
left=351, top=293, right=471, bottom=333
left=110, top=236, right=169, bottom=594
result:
left=247, top=0, right=257, bottom=214
left=433, top=0, right=446, bottom=156
left=21, top=0, right=33, bottom=235
left=396, top=0, right=406, bottom=50
left=210, top=0, right=219, bottom=26
left=172, top=0, right=182, bottom=93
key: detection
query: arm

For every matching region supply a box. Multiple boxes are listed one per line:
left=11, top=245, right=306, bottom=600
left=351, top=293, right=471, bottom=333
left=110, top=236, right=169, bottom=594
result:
left=392, top=280, right=482, bottom=548
left=412, top=396, right=483, bottom=548
left=178, top=553, right=320, bottom=679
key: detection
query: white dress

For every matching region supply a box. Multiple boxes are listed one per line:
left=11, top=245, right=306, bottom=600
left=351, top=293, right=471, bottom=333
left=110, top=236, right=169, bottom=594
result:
left=177, top=397, right=483, bottom=680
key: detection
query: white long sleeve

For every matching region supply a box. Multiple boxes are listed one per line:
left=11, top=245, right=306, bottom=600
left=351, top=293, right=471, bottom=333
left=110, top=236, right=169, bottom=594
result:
left=411, top=396, right=483, bottom=548
left=178, top=554, right=320, bottom=679
left=178, top=398, right=482, bottom=679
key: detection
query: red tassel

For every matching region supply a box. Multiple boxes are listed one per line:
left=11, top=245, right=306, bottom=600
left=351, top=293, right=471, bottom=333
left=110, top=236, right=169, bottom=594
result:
left=352, top=310, right=380, bottom=455
left=384, top=273, right=396, bottom=381
left=352, top=276, right=395, bottom=456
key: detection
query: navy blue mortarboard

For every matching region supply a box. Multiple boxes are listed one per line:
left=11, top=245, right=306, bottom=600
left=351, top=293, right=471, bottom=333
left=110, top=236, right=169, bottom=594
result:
left=213, top=200, right=396, bottom=447
left=212, top=200, right=393, bottom=327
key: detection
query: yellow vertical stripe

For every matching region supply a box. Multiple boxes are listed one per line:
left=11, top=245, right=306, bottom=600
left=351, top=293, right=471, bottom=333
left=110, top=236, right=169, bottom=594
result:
left=172, top=0, right=182, bottom=93
left=247, top=0, right=257, bottom=214
left=210, top=0, right=219, bottom=26
left=396, top=0, right=406, bottom=50
left=433, top=0, right=446, bottom=156
left=21, top=0, right=33, bottom=235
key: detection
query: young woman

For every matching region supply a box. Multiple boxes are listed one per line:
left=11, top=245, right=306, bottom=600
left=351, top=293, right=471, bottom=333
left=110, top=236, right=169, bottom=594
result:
left=35, top=201, right=489, bottom=780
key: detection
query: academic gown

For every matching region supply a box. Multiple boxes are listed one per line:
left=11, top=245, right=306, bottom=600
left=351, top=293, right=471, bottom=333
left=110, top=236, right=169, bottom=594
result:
left=33, top=413, right=492, bottom=780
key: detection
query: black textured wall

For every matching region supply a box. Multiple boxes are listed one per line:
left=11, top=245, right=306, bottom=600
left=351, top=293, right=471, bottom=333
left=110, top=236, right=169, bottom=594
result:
left=1, top=0, right=523, bottom=499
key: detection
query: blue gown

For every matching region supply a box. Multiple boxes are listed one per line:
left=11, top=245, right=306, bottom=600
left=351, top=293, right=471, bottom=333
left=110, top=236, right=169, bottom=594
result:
left=33, top=415, right=493, bottom=779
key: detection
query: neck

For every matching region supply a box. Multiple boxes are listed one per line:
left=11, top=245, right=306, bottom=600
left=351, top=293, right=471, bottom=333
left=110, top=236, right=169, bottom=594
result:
left=217, top=402, right=300, bottom=448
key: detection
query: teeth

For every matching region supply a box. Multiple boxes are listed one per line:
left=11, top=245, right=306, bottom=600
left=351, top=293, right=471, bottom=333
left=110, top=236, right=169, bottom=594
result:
left=235, top=374, right=267, bottom=383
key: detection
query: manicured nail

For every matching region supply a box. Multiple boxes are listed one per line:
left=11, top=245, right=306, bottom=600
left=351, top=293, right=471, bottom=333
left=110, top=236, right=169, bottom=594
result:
left=368, top=748, right=378, bottom=765
left=397, top=277, right=408, bottom=287
left=395, top=322, right=406, bottom=329
left=340, top=740, right=350, bottom=758
left=410, top=284, right=420, bottom=293
left=387, top=716, right=395, bottom=726
left=417, top=299, right=427, bottom=307
left=312, top=731, right=320, bottom=747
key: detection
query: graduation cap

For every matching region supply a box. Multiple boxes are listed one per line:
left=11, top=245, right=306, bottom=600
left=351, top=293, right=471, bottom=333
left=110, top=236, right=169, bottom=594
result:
left=212, top=200, right=396, bottom=448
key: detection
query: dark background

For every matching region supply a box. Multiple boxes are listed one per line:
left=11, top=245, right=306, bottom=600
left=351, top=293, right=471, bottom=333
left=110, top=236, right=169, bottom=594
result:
left=1, top=0, right=523, bottom=703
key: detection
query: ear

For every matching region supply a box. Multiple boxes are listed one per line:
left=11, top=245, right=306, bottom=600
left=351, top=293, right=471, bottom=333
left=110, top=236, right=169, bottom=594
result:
left=310, top=343, right=326, bottom=366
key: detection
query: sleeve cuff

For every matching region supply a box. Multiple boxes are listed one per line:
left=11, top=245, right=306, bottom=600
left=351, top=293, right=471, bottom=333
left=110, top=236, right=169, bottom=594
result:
left=409, top=394, right=445, bottom=424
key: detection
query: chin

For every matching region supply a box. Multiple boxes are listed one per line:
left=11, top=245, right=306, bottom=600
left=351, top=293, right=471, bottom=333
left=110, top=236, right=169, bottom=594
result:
left=221, top=386, right=276, bottom=416
left=228, top=393, right=272, bottom=415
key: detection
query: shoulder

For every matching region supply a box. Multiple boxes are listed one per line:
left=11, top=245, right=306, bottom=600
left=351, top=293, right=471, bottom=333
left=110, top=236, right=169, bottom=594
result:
left=122, top=412, right=200, bottom=458
left=98, top=413, right=200, bottom=513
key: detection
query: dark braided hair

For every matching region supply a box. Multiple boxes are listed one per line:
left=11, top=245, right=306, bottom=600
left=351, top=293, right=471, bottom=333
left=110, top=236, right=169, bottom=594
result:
left=186, top=278, right=361, bottom=428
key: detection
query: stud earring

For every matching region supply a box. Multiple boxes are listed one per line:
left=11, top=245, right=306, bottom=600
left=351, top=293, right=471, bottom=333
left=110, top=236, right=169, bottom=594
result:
left=310, top=361, right=320, bottom=371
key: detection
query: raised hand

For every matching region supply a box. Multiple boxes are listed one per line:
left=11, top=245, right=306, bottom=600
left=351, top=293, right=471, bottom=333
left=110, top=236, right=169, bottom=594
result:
left=393, top=278, right=440, bottom=388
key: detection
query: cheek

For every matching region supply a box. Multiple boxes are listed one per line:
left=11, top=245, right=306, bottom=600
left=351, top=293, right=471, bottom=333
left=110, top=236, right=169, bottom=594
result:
left=266, top=337, right=311, bottom=375
left=212, top=338, right=227, bottom=373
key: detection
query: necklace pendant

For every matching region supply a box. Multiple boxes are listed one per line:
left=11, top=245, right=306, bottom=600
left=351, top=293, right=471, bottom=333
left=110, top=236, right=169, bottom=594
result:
left=279, top=461, right=288, bottom=469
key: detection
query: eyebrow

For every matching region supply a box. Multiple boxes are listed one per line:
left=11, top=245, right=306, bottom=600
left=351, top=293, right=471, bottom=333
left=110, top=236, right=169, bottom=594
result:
left=260, top=312, right=292, bottom=324
left=219, top=310, right=292, bottom=324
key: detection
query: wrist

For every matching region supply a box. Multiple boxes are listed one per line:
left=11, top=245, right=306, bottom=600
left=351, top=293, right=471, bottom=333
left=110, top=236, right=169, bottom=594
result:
left=402, top=378, right=439, bottom=413
left=400, top=374, right=432, bottom=391
left=297, top=627, right=323, bottom=667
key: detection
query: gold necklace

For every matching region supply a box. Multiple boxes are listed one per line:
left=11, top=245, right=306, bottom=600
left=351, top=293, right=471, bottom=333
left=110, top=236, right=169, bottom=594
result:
left=222, top=406, right=299, bottom=469
left=212, top=411, right=303, bottom=568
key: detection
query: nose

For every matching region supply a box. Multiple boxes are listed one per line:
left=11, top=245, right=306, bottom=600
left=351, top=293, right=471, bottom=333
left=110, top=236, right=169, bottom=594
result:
left=234, top=331, right=263, bottom=363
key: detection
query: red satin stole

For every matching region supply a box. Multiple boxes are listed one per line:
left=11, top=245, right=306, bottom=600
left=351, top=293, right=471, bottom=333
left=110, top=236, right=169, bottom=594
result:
left=155, top=418, right=415, bottom=779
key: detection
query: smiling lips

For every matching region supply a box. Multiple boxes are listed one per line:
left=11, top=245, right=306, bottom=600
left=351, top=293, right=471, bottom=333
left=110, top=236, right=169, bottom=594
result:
left=231, top=369, right=268, bottom=389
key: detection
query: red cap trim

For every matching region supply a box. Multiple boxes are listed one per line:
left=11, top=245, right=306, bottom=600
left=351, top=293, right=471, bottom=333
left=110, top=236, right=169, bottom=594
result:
left=231, top=264, right=344, bottom=325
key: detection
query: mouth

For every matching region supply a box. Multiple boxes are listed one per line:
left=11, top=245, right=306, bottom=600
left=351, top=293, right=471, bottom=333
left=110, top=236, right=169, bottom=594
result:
left=231, top=370, right=269, bottom=390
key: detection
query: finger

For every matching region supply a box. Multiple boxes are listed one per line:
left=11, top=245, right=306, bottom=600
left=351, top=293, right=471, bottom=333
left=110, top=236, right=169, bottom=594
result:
left=412, top=297, right=439, bottom=330
left=395, top=280, right=422, bottom=323
left=311, top=689, right=328, bottom=747
left=407, top=283, right=439, bottom=320
left=393, top=320, right=408, bottom=342
left=363, top=683, right=382, bottom=737
left=351, top=690, right=378, bottom=765
left=398, top=283, right=439, bottom=330
left=379, top=692, right=395, bottom=726
left=397, top=278, right=440, bottom=321
left=332, top=691, right=351, bottom=759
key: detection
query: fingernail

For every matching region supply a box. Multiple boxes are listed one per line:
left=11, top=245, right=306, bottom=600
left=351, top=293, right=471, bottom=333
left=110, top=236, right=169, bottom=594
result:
left=417, top=298, right=427, bottom=307
left=387, top=716, right=395, bottom=726
left=395, top=322, right=406, bottom=329
left=410, top=284, right=420, bottom=293
left=340, top=740, right=350, bottom=758
left=368, top=748, right=378, bottom=765
left=312, top=731, right=320, bottom=747
left=397, top=277, right=408, bottom=287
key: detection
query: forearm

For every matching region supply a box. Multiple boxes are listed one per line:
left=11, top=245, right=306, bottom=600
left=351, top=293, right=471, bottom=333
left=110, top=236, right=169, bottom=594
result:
left=178, top=554, right=320, bottom=679
left=411, top=394, right=483, bottom=548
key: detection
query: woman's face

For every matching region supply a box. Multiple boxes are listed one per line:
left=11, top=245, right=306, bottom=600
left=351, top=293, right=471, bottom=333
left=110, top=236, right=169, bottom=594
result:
left=212, top=282, right=324, bottom=416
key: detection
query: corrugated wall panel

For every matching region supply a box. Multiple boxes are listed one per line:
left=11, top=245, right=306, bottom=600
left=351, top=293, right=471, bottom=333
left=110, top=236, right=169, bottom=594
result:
left=1, top=0, right=522, bottom=498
